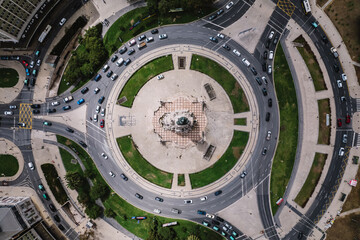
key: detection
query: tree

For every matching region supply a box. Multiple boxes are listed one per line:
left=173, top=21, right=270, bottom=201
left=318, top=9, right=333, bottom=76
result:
left=77, top=191, right=91, bottom=207
left=104, top=208, right=116, bottom=218
left=65, top=172, right=85, bottom=190
left=90, top=182, right=110, bottom=201
left=85, top=204, right=103, bottom=219
left=84, top=168, right=96, bottom=179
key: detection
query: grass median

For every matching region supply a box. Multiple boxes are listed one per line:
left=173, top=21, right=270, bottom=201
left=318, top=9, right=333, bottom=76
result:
left=41, top=163, right=68, bottom=205
left=294, top=35, right=327, bottom=91
left=190, top=54, right=250, bottom=113
left=234, top=118, right=246, bottom=125
left=294, top=153, right=327, bottom=207
left=0, top=68, right=19, bottom=87
left=118, top=55, right=174, bottom=107
left=117, top=136, right=173, bottom=188
left=0, top=154, right=19, bottom=176
left=270, top=45, right=299, bottom=214
left=189, top=130, right=249, bottom=189
left=318, top=99, right=331, bottom=145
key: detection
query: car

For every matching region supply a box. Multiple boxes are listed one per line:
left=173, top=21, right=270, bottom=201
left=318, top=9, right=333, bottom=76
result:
left=341, top=96, right=346, bottom=102
left=31, top=104, right=40, bottom=109
left=214, top=190, right=222, bottom=196
left=135, top=193, right=143, bottom=199
left=33, top=109, right=40, bottom=114
left=98, top=96, right=105, bottom=104
left=38, top=184, right=44, bottom=191
left=255, top=77, right=262, bottom=85
left=48, top=108, right=56, bottom=113
left=18, top=122, right=26, bottom=127
left=35, top=50, right=40, bottom=57
left=262, top=88, right=268, bottom=96
left=127, top=48, right=135, bottom=55
left=269, top=50, right=274, bottom=60
left=24, top=78, right=29, bottom=85
left=4, top=111, right=13, bottom=115
left=155, top=197, right=164, bottom=202
left=53, top=214, right=60, bottom=222
left=321, top=35, right=328, bottom=43
left=217, top=33, right=225, bottom=39
left=94, top=87, right=100, bottom=94
left=233, top=49, right=241, bottom=57
left=337, top=80, right=343, bottom=88
left=171, top=208, right=180, bottom=214
left=94, top=74, right=102, bottom=82
left=128, top=39, right=136, bottom=46
left=265, top=39, right=271, bottom=49
left=273, top=36, right=279, bottom=45
left=43, top=193, right=49, bottom=200
left=333, top=64, right=340, bottom=72
left=51, top=101, right=60, bottom=106
left=213, top=226, right=219, bottom=231
left=266, top=112, right=270, bottom=121
left=226, top=1, right=234, bottom=9
left=93, top=114, right=98, bottom=122
left=232, top=231, right=238, bottom=237
left=250, top=66, right=258, bottom=75
left=32, top=69, right=37, bottom=76
left=59, top=18, right=66, bottom=26
left=43, top=121, right=52, bottom=126
left=197, top=210, right=206, bottom=215
left=268, top=65, right=272, bottom=74
left=184, top=200, right=192, bottom=204
left=268, top=98, right=272, bottom=107
left=200, top=196, right=207, bottom=201
left=25, top=68, right=30, bottom=76
left=120, top=173, right=128, bottom=181
left=217, top=9, right=224, bottom=15
left=230, top=236, right=235, bottom=240
left=337, top=118, right=342, bottom=127
left=63, top=105, right=71, bottom=111
left=22, top=60, right=29, bottom=66
left=101, top=153, right=108, bottom=159
left=206, top=213, right=215, bottom=218
left=109, top=171, right=115, bottom=177
left=268, top=31, right=274, bottom=39
left=58, top=224, right=65, bottom=231
left=124, top=58, right=131, bottom=66
left=153, top=209, right=161, bottom=214
left=209, top=36, right=218, bottom=43
left=66, top=127, right=74, bottom=133
left=106, top=70, right=113, bottom=78
left=221, top=231, right=227, bottom=237
left=9, top=105, right=17, bottom=109
left=330, top=47, right=339, bottom=58
left=224, top=222, right=233, bottom=229
left=102, top=65, right=109, bottom=72
left=311, top=21, right=318, bottom=28
left=119, top=46, right=127, bottom=54
left=28, top=162, right=35, bottom=170
left=151, top=29, right=159, bottom=34
left=63, top=96, right=73, bottom=103
left=242, top=58, right=250, bottom=67
left=111, top=55, right=118, bottom=62
left=101, top=108, right=105, bottom=117
left=202, top=221, right=210, bottom=226
left=30, top=78, right=36, bottom=86
left=212, top=220, right=220, bottom=225
left=79, top=141, right=87, bottom=148
left=100, top=119, right=104, bottom=128
left=146, top=37, right=154, bottom=43
left=111, top=74, right=118, bottom=81
left=263, top=51, right=268, bottom=59
left=77, top=98, right=85, bottom=105
left=157, top=74, right=164, bottom=80
left=222, top=44, right=230, bottom=51
left=262, top=63, right=267, bottom=72
left=341, top=73, right=347, bottom=81
left=30, top=60, right=34, bottom=68
left=240, top=171, right=247, bottom=178
left=342, top=134, right=348, bottom=143
left=262, top=148, right=267, bottom=156
left=215, top=216, right=224, bottom=222
left=137, top=34, right=146, bottom=41
left=209, top=14, right=217, bottom=20
left=36, top=59, right=41, bottom=66
left=346, top=114, right=351, bottom=124
left=138, top=42, right=147, bottom=50
left=81, top=87, right=89, bottom=94
left=339, top=147, right=345, bottom=156
left=266, top=130, right=272, bottom=141
left=159, top=34, right=167, bottom=39
left=49, top=204, right=56, bottom=212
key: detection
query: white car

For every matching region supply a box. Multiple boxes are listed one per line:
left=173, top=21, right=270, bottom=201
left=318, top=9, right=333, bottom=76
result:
left=4, top=111, right=13, bottom=115
left=93, top=114, right=98, bottom=122
left=268, top=31, right=275, bottom=40
left=341, top=73, right=347, bottom=81
left=109, top=171, right=115, bottom=177
left=217, top=33, right=225, bottom=39
left=226, top=1, right=234, bottom=9
left=339, top=147, right=345, bottom=156
left=206, top=213, right=215, bottom=218
left=101, top=108, right=105, bottom=117
left=269, top=50, right=274, bottom=60
left=200, top=196, right=208, bottom=201
left=233, top=49, right=241, bottom=57
left=101, top=153, right=108, bottom=159
left=153, top=209, right=161, bottom=214
left=266, top=130, right=272, bottom=141
left=268, top=65, right=272, bottom=74
left=9, top=105, right=17, bottom=109
left=337, top=80, right=343, bottom=88
left=59, top=18, right=66, bottom=26
left=157, top=74, right=164, bottom=80
left=262, top=76, right=268, bottom=85
left=95, top=105, right=101, bottom=113
left=111, top=74, right=118, bottom=81
left=51, top=101, right=60, bottom=106
left=28, top=162, right=35, bottom=170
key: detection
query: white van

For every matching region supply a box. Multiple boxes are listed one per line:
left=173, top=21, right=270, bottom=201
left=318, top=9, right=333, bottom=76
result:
left=28, top=162, right=35, bottom=170
left=116, top=58, right=124, bottom=67
left=242, top=58, right=250, bottom=67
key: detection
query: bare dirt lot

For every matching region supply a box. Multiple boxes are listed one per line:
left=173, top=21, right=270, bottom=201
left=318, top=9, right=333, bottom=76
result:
left=326, top=212, right=360, bottom=240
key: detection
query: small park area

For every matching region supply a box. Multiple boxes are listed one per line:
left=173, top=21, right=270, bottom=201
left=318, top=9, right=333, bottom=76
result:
left=0, top=154, right=19, bottom=176
left=0, top=68, right=19, bottom=88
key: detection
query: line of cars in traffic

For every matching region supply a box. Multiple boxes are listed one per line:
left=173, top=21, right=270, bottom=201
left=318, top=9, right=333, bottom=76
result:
left=23, top=50, right=42, bottom=87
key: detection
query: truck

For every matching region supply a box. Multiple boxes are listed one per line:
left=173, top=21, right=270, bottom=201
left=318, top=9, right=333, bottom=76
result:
left=330, top=47, right=339, bottom=58
left=63, top=95, right=73, bottom=103
left=137, top=42, right=146, bottom=49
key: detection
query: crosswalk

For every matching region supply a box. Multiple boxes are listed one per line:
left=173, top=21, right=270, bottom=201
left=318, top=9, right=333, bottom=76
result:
left=356, top=133, right=360, bottom=147
left=356, top=98, right=360, bottom=112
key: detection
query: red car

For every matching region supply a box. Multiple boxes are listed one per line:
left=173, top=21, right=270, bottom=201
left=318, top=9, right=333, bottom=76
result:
left=22, top=60, right=28, bottom=67
left=337, top=118, right=342, bottom=127
left=346, top=115, right=351, bottom=124
left=100, top=119, right=104, bottom=128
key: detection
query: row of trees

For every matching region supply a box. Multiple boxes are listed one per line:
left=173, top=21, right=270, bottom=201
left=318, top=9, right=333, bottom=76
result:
left=147, top=0, right=214, bottom=15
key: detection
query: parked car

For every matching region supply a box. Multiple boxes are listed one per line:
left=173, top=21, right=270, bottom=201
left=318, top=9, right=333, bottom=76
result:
left=119, top=46, right=127, bottom=54
left=81, top=87, right=89, bottom=94
left=151, top=29, right=158, bottom=34
left=226, top=1, right=234, bottom=9
left=100, top=119, right=104, bottom=128
left=110, top=55, right=118, bottom=62
left=217, top=33, right=225, bottom=39
left=63, top=105, right=71, bottom=111
left=77, top=98, right=85, bottom=105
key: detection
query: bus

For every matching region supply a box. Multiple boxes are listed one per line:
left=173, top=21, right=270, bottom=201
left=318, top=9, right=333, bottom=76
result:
left=302, top=0, right=311, bottom=14
left=38, top=25, right=52, bottom=43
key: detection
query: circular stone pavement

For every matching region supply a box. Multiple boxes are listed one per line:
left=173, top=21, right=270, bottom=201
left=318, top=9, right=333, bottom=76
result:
left=130, top=69, right=234, bottom=174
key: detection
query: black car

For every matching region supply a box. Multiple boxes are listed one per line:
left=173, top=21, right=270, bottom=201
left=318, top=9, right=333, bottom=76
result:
left=208, top=14, right=217, bottom=21
left=63, top=105, right=71, bottom=111
left=214, top=190, right=222, bottom=196
left=197, top=210, right=206, bottom=215
left=265, top=39, right=271, bottom=49
left=217, top=9, right=224, bottom=15
left=81, top=87, right=89, bottom=94
left=212, top=220, right=220, bottom=225
left=98, top=96, right=105, bottom=104
left=262, top=63, right=267, bottom=72
left=49, top=204, right=56, bottom=212
left=58, top=224, right=65, bottom=231
left=250, top=66, right=258, bottom=75
left=333, top=64, right=340, bottom=72
left=215, top=216, right=224, bottom=222
left=268, top=98, right=272, bottom=107
left=155, top=197, right=164, bottom=202
left=30, top=78, right=36, bottom=86
left=298, top=232, right=303, bottom=239
left=106, top=70, right=113, bottom=78
left=31, top=104, right=40, bottom=109
left=111, top=55, right=118, bottom=62
left=151, top=29, right=159, bottom=34
left=120, top=173, right=128, bottom=181
left=124, top=58, right=131, bottom=66
left=33, top=109, right=40, bottom=114
left=135, top=193, right=143, bottom=199
left=321, top=35, right=328, bottom=44
left=262, top=148, right=267, bottom=156
left=48, top=108, right=56, bottom=113
left=53, top=214, right=61, bottom=222
left=66, top=127, right=74, bottom=133
left=265, top=112, right=270, bottom=122
left=262, top=88, right=268, bottom=96
left=79, top=141, right=87, bottom=148
left=127, top=48, right=135, bottom=55
left=263, top=51, right=268, bottom=59
left=119, top=46, right=127, bottom=54
left=255, top=77, right=262, bottom=85
left=222, top=44, right=230, bottom=51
